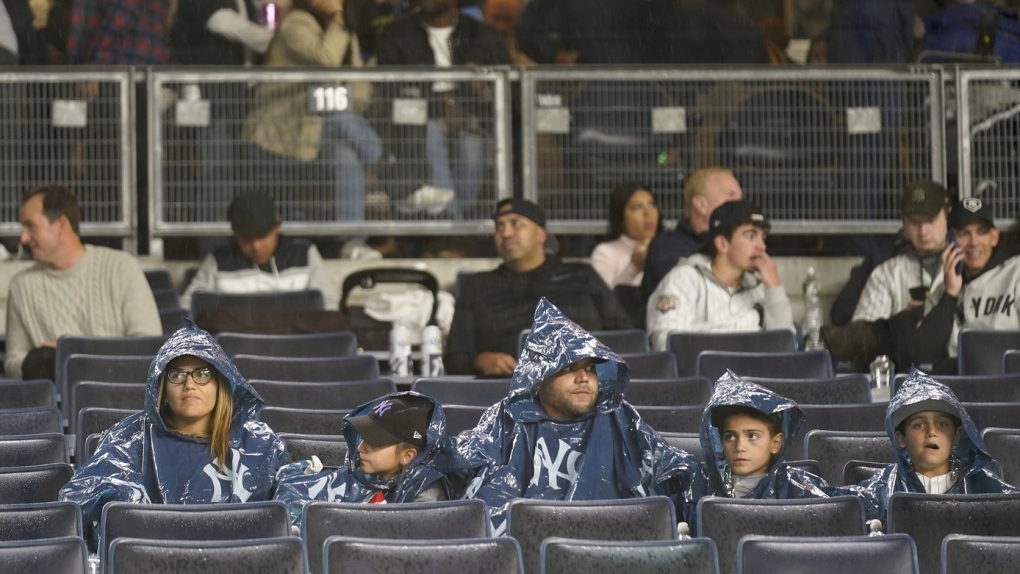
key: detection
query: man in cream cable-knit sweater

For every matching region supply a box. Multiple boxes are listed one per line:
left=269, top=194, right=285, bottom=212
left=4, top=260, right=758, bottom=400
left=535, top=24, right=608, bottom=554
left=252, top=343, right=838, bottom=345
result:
left=4, top=185, right=161, bottom=379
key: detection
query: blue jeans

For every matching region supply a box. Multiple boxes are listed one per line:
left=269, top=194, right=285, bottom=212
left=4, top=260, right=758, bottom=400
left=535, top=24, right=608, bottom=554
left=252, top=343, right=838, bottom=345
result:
left=323, top=110, right=383, bottom=221
left=426, top=119, right=485, bottom=217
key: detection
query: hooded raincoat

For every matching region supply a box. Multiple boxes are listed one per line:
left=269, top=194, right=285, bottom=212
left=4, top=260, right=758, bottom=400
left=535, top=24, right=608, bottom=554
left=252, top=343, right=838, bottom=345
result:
left=274, top=391, right=454, bottom=525
left=855, top=369, right=1017, bottom=522
left=701, top=371, right=836, bottom=499
left=455, top=298, right=705, bottom=535
left=59, top=322, right=288, bottom=546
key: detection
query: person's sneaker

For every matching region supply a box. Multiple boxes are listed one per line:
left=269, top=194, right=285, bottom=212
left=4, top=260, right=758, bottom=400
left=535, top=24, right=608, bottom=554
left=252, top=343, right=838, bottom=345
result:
left=394, top=185, right=455, bottom=215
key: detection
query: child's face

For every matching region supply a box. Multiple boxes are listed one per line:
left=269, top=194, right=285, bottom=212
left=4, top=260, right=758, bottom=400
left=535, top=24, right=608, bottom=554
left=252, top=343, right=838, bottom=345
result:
left=357, top=440, right=416, bottom=480
left=720, top=413, right=783, bottom=478
left=896, top=411, right=961, bottom=478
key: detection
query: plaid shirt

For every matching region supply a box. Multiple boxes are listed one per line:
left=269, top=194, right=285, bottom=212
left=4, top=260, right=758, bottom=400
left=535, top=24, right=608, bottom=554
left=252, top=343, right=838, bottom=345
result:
left=67, top=0, right=171, bottom=65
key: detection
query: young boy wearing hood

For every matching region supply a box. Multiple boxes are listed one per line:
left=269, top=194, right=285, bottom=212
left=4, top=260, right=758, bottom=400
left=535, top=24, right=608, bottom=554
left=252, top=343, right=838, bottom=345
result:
left=59, top=322, right=289, bottom=548
left=855, top=369, right=1017, bottom=522
left=703, top=371, right=836, bottom=499
left=456, top=298, right=705, bottom=535
left=274, top=392, right=453, bottom=526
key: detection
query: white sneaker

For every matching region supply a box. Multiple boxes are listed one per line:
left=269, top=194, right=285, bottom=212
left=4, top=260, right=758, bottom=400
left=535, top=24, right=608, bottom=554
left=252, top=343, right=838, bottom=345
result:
left=395, top=185, right=456, bottom=215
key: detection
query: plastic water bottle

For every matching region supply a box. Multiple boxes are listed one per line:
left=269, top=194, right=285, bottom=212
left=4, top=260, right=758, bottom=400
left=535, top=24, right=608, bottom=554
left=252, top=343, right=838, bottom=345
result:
left=802, top=266, right=823, bottom=350
left=388, top=324, right=413, bottom=377
left=870, top=355, right=893, bottom=389
left=421, top=325, right=445, bottom=377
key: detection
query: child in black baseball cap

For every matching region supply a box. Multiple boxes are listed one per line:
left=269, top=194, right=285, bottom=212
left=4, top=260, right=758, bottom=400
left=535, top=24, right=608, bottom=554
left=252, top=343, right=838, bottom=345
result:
left=274, top=392, right=452, bottom=524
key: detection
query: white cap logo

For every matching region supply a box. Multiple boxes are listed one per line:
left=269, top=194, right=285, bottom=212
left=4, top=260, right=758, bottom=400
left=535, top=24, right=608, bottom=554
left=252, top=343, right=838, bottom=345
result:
left=413, top=431, right=423, bottom=440
left=962, top=197, right=983, bottom=212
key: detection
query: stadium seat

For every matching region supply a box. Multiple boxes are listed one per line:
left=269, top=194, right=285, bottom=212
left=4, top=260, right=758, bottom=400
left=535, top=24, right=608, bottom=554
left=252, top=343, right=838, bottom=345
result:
left=0, top=463, right=73, bottom=503
left=0, top=537, right=87, bottom=574
left=1004, top=350, right=1020, bottom=374
left=941, top=534, right=1020, bottom=574
left=411, top=378, right=510, bottom=407
left=324, top=537, right=523, bottom=574
left=842, top=460, right=887, bottom=485
left=892, top=373, right=1020, bottom=402
left=887, top=492, right=1020, bottom=574
left=668, top=331, right=797, bottom=378
left=696, top=350, right=833, bottom=382
left=302, top=500, right=491, bottom=574
left=957, top=328, right=1020, bottom=376
left=793, top=404, right=887, bottom=459
left=0, top=501, right=81, bottom=540
left=981, top=428, right=1020, bottom=487
left=443, top=405, right=488, bottom=434
left=280, top=433, right=349, bottom=467
left=737, top=534, right=918, bottom=574
left=745, top=374, right=871, bottom=405
left=625, top=377, right=713, bottom=407
left=636, top=405, right=703, bottom=433
left=190, top=290, right=325, bottom=324
left=507, top=497, right=677, bottom=574
left=0, top=433, right=68, bottom=467
left=696, top=496, right=866, bottom=574
left=70, top=382, right=145, bottom=440
left=108, top=537, right=306, bottom=574
left=803, top=430, right=894, bottom=485
left=659, top=432, right=703, bottom=461
left=249, top=380, right=396, bottom=410
left=143, top=269, right=174, bottom=291
left=540, top=537, right=719, bottom=574
left=233, top=355, right=380, bottom=382
left=0, top=379, right=57, bottom=409
left=62, top=354, right=152, bottom=426
left=621, top=352, right=681, bottom=379
left=76, top=408, right=135, bottom=463
left=0, top=407, right=62, bottom=436
left=518, top=329, right=650, bottom=357
left=216, top=331, right=359, bottom=358
left=100, top=501, right=291, bottom=566
left=258, top=407, right=348, bottom=436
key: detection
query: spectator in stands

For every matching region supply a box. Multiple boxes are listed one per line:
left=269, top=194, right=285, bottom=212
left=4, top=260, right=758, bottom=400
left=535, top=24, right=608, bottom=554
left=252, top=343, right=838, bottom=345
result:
left=171, top=0, right=273, bottom=66
left=892, top=197, right=1019, bottom=374
left=444, top=199, right=632, bottom=376
left=60, top=322, right=289, bottom=547
left=483, top=0, right=533, bottom=64
left=4, top=185, right=161, bottom=379
left=243, top=0, right=382, bottom=222
left=640, top=167, right=743, bottom=301
left=815, top=0, right=917, bottom=64
left=376, top=0, right=511, bottom=218
left=1, top=0, right=49, bottom=65
left=275, top=392, right=454, bottom=525
left=181, top=192, right=339, bottom=313
left=825, top=180, right=951, bottom=371
left=921, top=0, right=1020, bottom=63
left=454, top=298, right=705, bottom=534
left=854, top=369, right=1016, bottom=522
left=703, top=371, right=837, bottom=498
left=590, top=181, right=661, bottom=289
left=66, top=0, right=171, bottom=65
left=646, top=200, right=793, bottom=351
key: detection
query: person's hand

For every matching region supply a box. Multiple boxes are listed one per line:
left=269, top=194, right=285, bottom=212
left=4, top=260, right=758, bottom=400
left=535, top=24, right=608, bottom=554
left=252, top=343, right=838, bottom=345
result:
left=808, top=39, right=827, bottom=64
left=553, top=50, right=580, bottom=65
left=942, top=242, right=963, bottom=297
left=303, top=455, right=323, bottom=475
left=630, top=240, right=649, bottom=272
left=473, top=352, right=517, bottom=376
left=43, top=340, right=57, bottom=348
left=752, top=251, right=781, bottom=288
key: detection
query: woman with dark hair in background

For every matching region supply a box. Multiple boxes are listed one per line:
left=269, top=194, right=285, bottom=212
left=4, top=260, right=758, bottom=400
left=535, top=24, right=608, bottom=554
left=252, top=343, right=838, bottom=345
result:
left=590, top=181, right=661, bottom=288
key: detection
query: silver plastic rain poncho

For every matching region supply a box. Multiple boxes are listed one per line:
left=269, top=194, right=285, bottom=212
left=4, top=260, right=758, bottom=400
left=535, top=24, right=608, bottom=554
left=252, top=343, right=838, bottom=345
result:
left=59, top=321, right=288, bottom=547
left=274, top=391, right=454, bottom=525
left=701, top=371, right=837, bottom=500
left=854, top=368, right=1017, bottom=522
left=452, top=298, right=706, bottom=535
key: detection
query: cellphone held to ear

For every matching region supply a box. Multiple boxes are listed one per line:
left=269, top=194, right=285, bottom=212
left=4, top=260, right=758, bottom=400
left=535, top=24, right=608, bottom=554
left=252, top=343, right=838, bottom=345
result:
left=947, top=233, right=965, bottom=275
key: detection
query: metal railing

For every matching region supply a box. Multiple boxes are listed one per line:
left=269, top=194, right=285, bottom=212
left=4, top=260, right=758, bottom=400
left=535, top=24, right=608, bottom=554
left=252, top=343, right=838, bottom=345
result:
left=0, top=68, right=135, bottom=237
left=520, top=66, right=946, bottom=234
left=956, top=68, right=1020, bottom=226
left=6, top=65, right=1020, bottom=243
left=147, top=67, right=512, bottom=237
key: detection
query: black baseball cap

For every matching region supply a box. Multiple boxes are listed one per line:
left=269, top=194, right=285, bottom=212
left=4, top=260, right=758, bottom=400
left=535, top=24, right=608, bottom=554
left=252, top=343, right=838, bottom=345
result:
left=347, top=395, right=431, bottom=449
left=493, top=198, right=546, bottom=228
left=948, top=197, right=996, bottom=230
left=900, top=180, right=950, bottom=219
left=708, top=200, right=769, bottom=238
left=227, top=192, right=280, bottom=238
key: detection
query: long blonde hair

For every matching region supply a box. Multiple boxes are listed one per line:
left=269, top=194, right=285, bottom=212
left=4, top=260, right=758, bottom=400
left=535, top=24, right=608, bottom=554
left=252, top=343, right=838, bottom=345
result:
left=158, top=370, right=234, bottom=472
